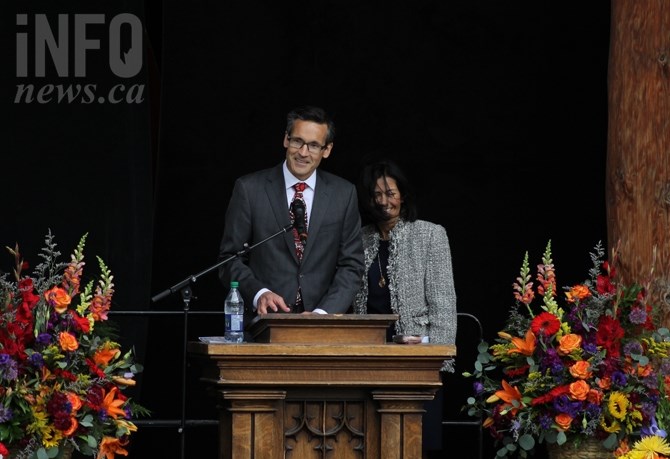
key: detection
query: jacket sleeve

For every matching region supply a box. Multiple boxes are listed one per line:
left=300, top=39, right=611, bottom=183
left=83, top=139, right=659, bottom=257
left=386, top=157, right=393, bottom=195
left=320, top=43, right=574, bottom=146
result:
left=218, top=178, right=266, bottom=307
left=425, top=224, right=457, bottom=345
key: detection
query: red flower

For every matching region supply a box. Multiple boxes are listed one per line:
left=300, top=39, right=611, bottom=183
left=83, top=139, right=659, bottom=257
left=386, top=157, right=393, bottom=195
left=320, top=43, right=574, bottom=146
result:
left=71, top=311, right=91, bottom=333
left=596, top=275, right=614, bottom=295
left=530, top=312, right=560, bottom=337
left=504, top=364, right=530, bottom=377
left=86, top=358, right=106, bottom=378
left=18, top=278, right=40, bottom=310
left=530, top=385, right=571, bottom=406
left=596, top=315, right=624, bottom=359
left=53, top=368, right=78, bottom=382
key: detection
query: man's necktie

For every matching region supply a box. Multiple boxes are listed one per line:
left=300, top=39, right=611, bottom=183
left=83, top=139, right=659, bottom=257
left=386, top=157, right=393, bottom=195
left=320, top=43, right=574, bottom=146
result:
left=290, top=182, right=308, bottom=261
left=290, top=182, right=307, bottom=312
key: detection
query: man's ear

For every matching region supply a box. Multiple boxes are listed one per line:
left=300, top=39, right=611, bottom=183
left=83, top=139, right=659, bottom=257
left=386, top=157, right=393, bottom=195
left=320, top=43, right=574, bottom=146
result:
left=322, top=143, right=333, bottom=159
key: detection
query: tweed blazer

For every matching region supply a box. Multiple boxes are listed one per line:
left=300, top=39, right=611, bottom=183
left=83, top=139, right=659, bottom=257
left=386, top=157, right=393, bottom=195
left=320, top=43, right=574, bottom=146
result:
left=353, top=219, right=457, bottom=345
left=219, top=163, right=364, bottom=315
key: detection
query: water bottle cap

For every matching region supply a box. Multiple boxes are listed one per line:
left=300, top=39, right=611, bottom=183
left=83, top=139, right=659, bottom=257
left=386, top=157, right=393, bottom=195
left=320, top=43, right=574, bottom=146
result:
left=230, top=281, right=239, bottom=288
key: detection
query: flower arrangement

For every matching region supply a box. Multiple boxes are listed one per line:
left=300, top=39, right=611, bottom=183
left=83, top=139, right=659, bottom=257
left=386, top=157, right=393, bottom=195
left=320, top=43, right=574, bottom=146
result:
left=463, top=240, right=670, bottom=458
left=0, top=232, right=148, bottom=459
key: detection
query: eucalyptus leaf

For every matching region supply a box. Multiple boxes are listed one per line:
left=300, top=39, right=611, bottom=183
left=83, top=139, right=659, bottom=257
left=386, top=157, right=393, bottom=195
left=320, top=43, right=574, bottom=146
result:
left=603, top=433, right=618, bottom=449
left=519, top=434, right=535, bottom=451
left=556, top=431, right=567, bottom=445
left=87, top=434, right=97, bottom=447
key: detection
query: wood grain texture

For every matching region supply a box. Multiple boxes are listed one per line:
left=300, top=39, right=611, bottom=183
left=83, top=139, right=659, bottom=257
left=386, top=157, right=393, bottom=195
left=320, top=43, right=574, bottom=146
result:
left=192, top=337, right=449, bottom=458
left=607, top=0, right=670, bottom=323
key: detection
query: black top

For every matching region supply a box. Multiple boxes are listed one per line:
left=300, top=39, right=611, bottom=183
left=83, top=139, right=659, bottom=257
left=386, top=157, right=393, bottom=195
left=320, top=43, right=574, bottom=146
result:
left=366, top=240, right=393, bottom=340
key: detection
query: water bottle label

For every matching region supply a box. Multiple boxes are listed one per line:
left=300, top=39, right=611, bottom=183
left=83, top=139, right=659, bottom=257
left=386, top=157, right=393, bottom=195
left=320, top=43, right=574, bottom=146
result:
left=230, top=313, right=243, bottom=332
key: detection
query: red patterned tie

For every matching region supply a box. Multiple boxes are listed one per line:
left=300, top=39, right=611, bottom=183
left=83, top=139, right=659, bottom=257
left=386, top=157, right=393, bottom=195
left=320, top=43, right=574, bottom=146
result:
left=290, top=182, right=307, bottom=312
left=290, top=182, right=307, bottom=261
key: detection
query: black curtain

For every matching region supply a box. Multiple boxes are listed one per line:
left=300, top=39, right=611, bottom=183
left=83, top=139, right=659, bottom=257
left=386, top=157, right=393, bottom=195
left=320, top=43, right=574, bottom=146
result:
left=3, top=1, right=610, bottom=457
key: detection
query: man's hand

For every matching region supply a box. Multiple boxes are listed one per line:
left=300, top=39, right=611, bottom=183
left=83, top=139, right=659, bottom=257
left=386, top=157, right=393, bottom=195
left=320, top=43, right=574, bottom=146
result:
left=257, top=291, right=291, bottom=314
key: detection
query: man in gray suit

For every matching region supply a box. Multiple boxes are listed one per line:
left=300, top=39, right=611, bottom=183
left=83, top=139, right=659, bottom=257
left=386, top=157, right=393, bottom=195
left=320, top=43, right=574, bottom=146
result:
left=218, top=105, right=364, bottom=316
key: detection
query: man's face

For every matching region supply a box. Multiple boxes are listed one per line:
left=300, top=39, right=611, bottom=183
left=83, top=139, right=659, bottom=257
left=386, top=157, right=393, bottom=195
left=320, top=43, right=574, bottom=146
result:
left=283, top=120, right=332, bottom=180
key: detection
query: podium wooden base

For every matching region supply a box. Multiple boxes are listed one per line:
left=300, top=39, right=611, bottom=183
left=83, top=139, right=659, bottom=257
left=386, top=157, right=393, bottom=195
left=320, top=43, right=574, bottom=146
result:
left=189, top=314, right=455, bottom=459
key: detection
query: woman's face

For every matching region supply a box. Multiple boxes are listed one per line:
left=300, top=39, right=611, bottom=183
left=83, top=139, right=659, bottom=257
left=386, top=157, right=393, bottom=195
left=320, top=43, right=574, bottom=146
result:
left=373, top=176, right=403, bottom=221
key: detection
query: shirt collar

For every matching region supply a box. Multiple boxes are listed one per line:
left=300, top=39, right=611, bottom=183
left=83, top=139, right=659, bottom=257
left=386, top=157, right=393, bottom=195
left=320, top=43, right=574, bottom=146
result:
left=282, top=161, right=316, bottom=190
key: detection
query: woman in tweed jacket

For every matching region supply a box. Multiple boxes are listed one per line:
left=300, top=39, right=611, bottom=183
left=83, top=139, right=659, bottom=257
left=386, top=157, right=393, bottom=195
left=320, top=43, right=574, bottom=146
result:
left=352, top=160, right=457, bottom=347
left=352, top=159, right=457, bottom=457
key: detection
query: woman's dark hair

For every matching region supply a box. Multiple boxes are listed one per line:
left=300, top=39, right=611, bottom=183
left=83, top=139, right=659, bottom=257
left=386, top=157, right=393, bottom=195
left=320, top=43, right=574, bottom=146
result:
left=357, top=159, right=418, bottom=224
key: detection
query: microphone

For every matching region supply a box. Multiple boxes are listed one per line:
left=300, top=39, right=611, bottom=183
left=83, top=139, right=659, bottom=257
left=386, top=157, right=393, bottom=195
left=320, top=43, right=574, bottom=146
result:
left=291, top=199, right=308, bottom=245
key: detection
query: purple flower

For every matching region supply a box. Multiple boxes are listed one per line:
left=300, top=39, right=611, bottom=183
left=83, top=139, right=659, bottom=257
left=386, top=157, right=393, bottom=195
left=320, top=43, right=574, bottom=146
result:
left=539, top=348, right=562, bottom=374
left=0, top=356, right=18, bottom=381
left=473, top=381, right=484, bottom=395
left=539, top=414, right=553, bottom=430
left=36, top=333, right=52, bottom=345
left=553, top=395, right=581, bottom=417
left=623, top=340, right=643, bottom=357
left=29, top=352, right=45, bottom=368
left=0, top=405, right=13, bottom=423
left=585, top=403, right=602, bottom=419
left=611, top=371, right=628, bottom=388
left=640, top=398, right=658, bottom=419
left=582, top=342, right=598, bottom=355
left=641, top=416, right=667, bottom=438
left=660, top=358, right=670, bottom=377
left=629, top=307, right=647, bottom=325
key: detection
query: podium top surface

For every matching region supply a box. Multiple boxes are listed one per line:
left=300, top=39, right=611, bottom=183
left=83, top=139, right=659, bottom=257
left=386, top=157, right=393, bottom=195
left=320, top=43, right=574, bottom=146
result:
left=248, top=313, right=399, bottom=326
left=247, top=313, right=399, bottom=344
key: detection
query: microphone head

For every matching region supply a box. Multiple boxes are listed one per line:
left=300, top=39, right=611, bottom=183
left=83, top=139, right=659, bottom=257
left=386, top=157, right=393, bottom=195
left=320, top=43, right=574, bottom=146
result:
left=291, top=199, right=307, bottom=244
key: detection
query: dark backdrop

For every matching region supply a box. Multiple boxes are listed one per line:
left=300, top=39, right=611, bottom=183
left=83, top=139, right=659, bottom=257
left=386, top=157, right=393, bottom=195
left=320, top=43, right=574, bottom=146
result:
left=3, top=1, right=610, bottom=457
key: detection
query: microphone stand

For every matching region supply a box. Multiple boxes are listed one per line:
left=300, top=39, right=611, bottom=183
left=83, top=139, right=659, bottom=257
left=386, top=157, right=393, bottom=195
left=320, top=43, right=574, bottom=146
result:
left=151, top=223, right=293, bottom=459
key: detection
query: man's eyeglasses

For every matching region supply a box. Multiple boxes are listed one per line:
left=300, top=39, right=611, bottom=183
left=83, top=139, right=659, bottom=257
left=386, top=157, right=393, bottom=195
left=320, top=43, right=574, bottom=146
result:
left=287, top=136, right=327, bottom=154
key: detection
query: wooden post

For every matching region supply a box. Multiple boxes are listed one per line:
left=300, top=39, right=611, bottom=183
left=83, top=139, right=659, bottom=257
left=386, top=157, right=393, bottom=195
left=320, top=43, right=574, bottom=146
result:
left=606, top=0, right=670, bottom=323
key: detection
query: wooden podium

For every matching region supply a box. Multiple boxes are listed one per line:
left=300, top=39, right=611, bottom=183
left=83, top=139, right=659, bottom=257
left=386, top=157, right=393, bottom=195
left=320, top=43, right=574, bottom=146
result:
left=187, top=314, right=455, bottom=459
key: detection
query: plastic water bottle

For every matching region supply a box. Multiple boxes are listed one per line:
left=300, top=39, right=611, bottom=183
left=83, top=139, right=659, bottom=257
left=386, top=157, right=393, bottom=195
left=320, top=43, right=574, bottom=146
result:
left=224, top=281, right=244, bottom=343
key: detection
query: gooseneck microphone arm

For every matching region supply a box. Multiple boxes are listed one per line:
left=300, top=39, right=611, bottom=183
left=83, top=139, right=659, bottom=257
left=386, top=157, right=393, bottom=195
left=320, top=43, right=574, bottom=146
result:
left=151, top=223, right=294, bottom=303
left=149, top=222, right=293, bottom=459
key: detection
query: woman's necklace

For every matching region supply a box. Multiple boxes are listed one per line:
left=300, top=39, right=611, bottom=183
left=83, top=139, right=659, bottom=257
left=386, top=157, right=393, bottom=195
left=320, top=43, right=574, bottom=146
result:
left=377, top=250, right=386, bottom=288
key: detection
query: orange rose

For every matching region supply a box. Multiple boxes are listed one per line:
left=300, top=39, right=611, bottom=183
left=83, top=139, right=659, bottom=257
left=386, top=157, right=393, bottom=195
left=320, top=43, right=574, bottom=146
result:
left=58, top=331, right=79, bottom=351
left=569, top=360, right=592, bottom=379
left=598, top=376, right=612, bottom=390
left=637, top=363, right=653, bottom=378
left=587, top=388, right=603, bottom=404
left=66, top=392, right=83, bottom=412
left=569, top=380, right=590, bottom=401
left=555, top=413, right=573, bottom=430
left=557, top=333, right=582, bottom=355
left=44, top=286, right=72, bottom=313
left=62, top=417, right=78, bottom=436
left=565, top=285, right=591, bottom=303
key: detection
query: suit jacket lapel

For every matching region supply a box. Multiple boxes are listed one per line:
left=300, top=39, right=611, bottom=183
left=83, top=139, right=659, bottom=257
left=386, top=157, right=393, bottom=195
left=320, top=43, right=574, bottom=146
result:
left=265, top=165, right=298, bottom=262
left=302, top=170, right=330, bottom=260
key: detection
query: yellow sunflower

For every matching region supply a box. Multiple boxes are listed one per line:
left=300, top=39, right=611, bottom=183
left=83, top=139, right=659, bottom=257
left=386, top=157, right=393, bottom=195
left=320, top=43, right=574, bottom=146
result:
left=619, top=435, right=670, bottom=459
